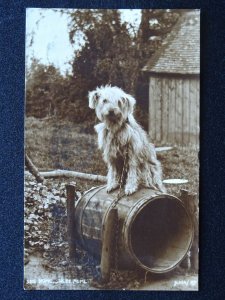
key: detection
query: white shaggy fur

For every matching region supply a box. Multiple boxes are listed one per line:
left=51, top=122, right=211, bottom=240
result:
left=89, top=85, right=166, bottom=195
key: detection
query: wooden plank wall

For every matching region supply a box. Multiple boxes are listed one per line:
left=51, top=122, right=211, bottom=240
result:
left=149, top=75, right=200, bottom=145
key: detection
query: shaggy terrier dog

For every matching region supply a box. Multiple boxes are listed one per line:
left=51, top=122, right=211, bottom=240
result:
left=89, top=85, right=166, bottom=195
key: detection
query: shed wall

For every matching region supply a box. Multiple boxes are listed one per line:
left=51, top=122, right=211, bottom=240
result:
left=149, top=75, right=199, bottom=145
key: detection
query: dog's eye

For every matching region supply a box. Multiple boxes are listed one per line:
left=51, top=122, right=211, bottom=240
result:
left=118, top=100, right=122, bottom=108
left=103, top=99, right=108, bottom=103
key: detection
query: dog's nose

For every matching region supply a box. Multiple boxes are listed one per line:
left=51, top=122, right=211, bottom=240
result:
left=108, top=109, right=115, bottom=116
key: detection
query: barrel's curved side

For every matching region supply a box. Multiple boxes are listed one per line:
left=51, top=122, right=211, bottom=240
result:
left=75, top=185, right=121, bottom=258
left=74, top=185, right=106, bottom=255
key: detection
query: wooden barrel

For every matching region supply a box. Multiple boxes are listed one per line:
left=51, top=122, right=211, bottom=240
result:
left=74, top=185, right=193, bottom=273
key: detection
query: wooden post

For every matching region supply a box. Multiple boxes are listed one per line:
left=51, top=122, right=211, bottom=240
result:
left=100, top=208, right=118, bottom=283
left=66, top=183, right=77, bottom=261
left=180, top=189, right=199, bottom=272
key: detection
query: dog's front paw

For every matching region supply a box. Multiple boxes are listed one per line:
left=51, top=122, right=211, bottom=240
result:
left=125, top=184, right=137, bottom=196
left=106, top=183, right=119, bottom=193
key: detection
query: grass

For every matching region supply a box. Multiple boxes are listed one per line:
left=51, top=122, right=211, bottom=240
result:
left=25, top=116, right=199, bottom=196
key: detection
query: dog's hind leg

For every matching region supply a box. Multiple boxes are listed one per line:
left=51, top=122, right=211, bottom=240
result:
left=106, top=164, right=119, bottom=193
left=141, top=163, right=166, bottom=193
left=150, top=165, right=167, bottom=193
left=142, top=169, right=158, bottom=191
left=154, top=178, right=167, bottom=193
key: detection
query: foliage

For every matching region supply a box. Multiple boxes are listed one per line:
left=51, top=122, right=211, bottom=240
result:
left=26, top=58, right=96, bottom=123
left=69, top=9, right=138, bottom=93
left=69, top=9, right=180, bottom=97
left=26, top=9, right=188, bottom=126
left=26, top=58, right=66, bottom=118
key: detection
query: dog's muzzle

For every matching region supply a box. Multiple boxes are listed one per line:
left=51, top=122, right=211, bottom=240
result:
left=106, top=109, right=121, bottom=122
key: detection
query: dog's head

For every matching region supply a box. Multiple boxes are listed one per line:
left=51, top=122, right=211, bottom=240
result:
left=88, top=85, right=136, bottom=128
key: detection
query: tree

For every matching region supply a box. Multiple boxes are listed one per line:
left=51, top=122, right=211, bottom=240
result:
left=26, top=58, right=67, bottom=118
left=67, top=9, right=182, bottom=129
left=69, top=9, right=137, bottom=92
left=68, top=9, right=181, bottom=96
left=26, top=58, right=96, bottom=123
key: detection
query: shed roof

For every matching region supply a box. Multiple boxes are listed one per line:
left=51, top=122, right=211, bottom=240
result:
left=142, top=10, right=200, bottom=75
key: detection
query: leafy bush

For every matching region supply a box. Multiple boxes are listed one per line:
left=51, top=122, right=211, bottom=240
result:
left=26, top=58, right=96, bottom=123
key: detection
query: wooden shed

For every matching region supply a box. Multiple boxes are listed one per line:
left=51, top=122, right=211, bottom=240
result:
left=142, top=10, right=200, bottom=145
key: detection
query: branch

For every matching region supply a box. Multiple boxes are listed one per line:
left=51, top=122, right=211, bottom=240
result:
left=25, top=153, right=44, bottom=183
left=25, top=169, right=107, bottom=183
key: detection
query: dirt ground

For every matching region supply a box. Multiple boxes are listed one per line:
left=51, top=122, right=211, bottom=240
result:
left=24, top=254, right=91, bottom=290
left=24, top=254, right=198, bottom=291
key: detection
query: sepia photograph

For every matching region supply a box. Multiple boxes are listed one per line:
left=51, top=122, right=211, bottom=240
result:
left=24, top=8, right=199, bottom=290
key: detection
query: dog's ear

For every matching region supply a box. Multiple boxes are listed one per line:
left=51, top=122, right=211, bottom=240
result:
left=88, top=91, right=99, bottom=109
left=122, top=94, right=136, bottom=114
